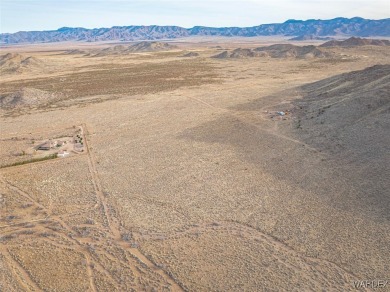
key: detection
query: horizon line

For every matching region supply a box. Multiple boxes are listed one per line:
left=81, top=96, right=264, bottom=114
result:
left=2, top=16, right=388, bottom=34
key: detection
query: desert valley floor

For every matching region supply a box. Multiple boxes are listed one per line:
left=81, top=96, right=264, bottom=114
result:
left=0, top=38, right=389, bottom=291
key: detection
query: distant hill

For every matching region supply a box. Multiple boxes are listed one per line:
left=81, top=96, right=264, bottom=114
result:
left=126, top=41, right=177, bottom=52
left=89, top=41, right=177, bottom=57
left=289, top=34, right=333, bottom=41
left=0, top=25, right=189, bottom=44
left=61, top=49, right=89, bottom=55
left=320, top=36, right=390, bottom=47
left=1, top=17, right=389, bottom=44
left=0, top=53, right=44, bottom=74
left=181, top=52, right=200, bottom=57
left=212, top=48, right=265, bottom=59
left=0, top=88, right=62, bottom=108
left=212, top=45, right=331, bottom=59
left=255, top=44, right=331, bottom=58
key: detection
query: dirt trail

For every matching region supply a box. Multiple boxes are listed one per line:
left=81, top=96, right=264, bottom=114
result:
left=2, top=248, right=42, bottom=292
left=85, top=253, right=97, bottom=292
left=82, top=123, right=184, bottom=291
left=0, top=177, right=95, bottom=290
left=82, top=124, right=113, bottom=232
left=0, top=217, right=48, bottom=229
left=139, top=220, right=361, bottom=285
left=0, top=124, right=184, bottom=291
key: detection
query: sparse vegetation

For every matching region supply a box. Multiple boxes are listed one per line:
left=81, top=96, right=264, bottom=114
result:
left=0, top=40, right=389, bottom=291
left=0, top=153, right=57, bottom=169
left=296, top=119, right=302, bottom=129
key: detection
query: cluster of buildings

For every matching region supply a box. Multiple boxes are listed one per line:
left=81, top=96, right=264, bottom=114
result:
left=34, top=135, right=84, bottom=158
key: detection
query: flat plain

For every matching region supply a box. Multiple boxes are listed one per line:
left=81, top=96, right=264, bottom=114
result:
left=0, top=38, right=389, bottom=291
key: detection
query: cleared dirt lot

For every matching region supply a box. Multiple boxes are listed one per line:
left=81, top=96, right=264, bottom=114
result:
left=0, top=40, right=389, bottom=291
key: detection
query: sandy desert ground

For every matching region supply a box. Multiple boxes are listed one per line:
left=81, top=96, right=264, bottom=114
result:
left=0, top=38, right=389, bottom=291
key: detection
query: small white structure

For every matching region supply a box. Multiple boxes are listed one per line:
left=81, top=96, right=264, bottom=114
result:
left=57, top=151, right=70, bottom=158
left=74, top=143, right=84, bottom=152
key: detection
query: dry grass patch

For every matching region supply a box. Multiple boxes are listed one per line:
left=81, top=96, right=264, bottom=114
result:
left=142, top=227, right=358, bottom=291
left=8, top=241, right=89, bottom=291
left=0, top=59, right=219, bottom=111
left=1, top=155, right=96, bottom=216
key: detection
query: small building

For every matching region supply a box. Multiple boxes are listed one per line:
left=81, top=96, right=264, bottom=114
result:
left=37, top=141, right=52, bottom=151
left=74, top=143, right=84, bottom=152
left=57, top=150, right=70, bottom=158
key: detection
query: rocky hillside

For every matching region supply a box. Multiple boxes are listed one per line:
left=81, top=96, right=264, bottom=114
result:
left=126, top=41, right=177, bottom=52
left=88, top=42, right=177, bottom=57
left=0, top=88, right=62, bottom=109
left=289, top=34, right=333, bottom=41
left=291, top=65, right=390, bottom=209
left=320, top=36, right=390, bottom=47
left=212, top=45, right=331, bottom=59
left=255, top=44, right=331, bottom=58
left=0, top=53, right=44, bottom=74
left=212, top=48, right=265, bottom=59
left=1, top=17, right=389, bottom=44
left=0, top=25, right=188, bottom=44
left=181, top=52, right=200, bottom=57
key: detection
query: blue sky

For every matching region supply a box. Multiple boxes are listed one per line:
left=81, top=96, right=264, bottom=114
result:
left=1, top=0, right=389, bottom=33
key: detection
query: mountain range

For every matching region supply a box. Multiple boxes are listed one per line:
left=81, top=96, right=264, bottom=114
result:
left=1, top=17, right=389, bottom=44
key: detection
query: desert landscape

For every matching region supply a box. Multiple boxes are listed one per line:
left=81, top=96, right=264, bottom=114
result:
left=0, top=33, right=389, bottom=291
